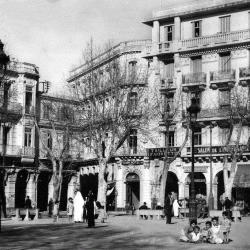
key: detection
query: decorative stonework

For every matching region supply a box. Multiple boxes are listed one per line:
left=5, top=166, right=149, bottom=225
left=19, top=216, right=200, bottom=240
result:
left=123, top=165, right=142, bottom=179
left=231, top=49, right=248, bottom=59
left=180, top=44, right=250, bottom=58
left=202, top=53, right=218, bottom=62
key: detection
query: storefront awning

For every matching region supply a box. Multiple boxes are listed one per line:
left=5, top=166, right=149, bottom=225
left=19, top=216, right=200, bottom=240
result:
left=234, top=164, right=250, bottom=188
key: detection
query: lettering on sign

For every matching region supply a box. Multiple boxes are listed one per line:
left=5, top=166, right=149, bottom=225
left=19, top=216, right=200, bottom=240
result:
left=122, top=160, right=143, bottom=165
left=190, top=145, right=250, bottom=155
left=184, top=166, right=208, bottom=173
left=148, top=147, right=180, bottom=160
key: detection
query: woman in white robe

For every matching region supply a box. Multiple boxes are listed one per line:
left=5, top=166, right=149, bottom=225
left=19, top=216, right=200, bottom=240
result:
left=73, top=190, right=85, bottom=222
left=173, top=199, right=180, bottom=217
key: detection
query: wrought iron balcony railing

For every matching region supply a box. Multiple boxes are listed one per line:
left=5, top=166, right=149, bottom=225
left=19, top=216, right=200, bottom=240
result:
left=210, top=69, right=235, bottom=82
left=182, top=72, right=206, bottom=85
left=0, top=145, right=35, bottom=157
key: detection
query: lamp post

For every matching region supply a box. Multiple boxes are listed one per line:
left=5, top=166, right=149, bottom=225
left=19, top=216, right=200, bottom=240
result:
left=208, top=123, right=214, bottom=210
left=187, top=97, right=200, bottom=222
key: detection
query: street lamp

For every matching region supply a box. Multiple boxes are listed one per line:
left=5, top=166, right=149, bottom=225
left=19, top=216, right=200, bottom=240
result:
left=187, top=97, right=200, bottom=222
left=208, top=123, right=214, bottom=210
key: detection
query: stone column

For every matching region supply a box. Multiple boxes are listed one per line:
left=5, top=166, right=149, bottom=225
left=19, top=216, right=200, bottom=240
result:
left=115, top=158, right=124, bottom=210
left=152, top=21, right=160, bottom=44
left=214, top=183, right=218, bottom=210
left=5, top=173, right=16, bottom=209
left=48, top=176, right=54, bottom=200
left=141, top=158, right=151, bottom=207
left=178, top=182, right=184, bottom=199
left=26, top=173, right=36, bottom=205
left=68, top=175, right=77, bottom=199
left=185, top=183, right=190, bottom=199
left=174, top=17, right=181, bottom=40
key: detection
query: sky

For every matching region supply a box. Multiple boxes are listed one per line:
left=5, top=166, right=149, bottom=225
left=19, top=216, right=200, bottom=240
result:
left=0, top=0, right=197, bottom=91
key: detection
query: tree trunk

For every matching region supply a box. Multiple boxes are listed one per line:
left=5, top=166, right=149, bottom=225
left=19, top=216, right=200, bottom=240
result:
left=225, top=157, right=237, bottom=200
left=223, top=156, right=229, bottom=197
left=159, top=161, right=170, bottom=205
left=97, top=159, right=107, bottom=208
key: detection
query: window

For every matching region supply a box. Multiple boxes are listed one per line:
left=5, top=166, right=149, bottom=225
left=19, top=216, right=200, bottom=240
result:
left=220, top=53, right=231, bottom=71
left=220, top=16, right=230, bottom=33
left=165, top=25, right=174, bottom=41
left=43, top=103, right=52, bottom=120
left=59, top=106, right=74, bottom=122
left=164, top=61, right=174, bottom=79
left=221, top=128, right=230, bottom=145
left=164, top=94, right=174, bottom=113
left=192, top=21, right=202, bottom=37
left=25, top=86, right=33, bottom=114
left=128, top=61, right=137, bottom=75
left=24, top=128, right=32, bottom=147
left=128, top=129, right=137, bottom=154
left=128, top=92, right=138, bottom=109
left=194, top=127, right=202, bottom=145
left=168, top=131, right=175, bottom=147
left=191, top=92, right=202, bottom=108
left=191, top=56, right=202, bottom=74
left=47, top=133, right=53, bottom=150
left=219, top=90, right=230, bottom=107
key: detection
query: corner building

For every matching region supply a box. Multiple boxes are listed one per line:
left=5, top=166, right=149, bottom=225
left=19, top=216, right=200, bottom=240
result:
left=143, top=0, right=250, bottom=209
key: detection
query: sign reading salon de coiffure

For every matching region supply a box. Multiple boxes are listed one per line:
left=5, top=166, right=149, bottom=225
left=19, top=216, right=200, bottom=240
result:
left=191, top=145, right=250, bottom=154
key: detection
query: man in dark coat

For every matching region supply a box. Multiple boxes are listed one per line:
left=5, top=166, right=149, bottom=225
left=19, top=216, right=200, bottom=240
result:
left=164, top=192, right=173, bottom=224
left=25, top=196, right=32, bottom=209
left=85, top=191, right=95, bottom=228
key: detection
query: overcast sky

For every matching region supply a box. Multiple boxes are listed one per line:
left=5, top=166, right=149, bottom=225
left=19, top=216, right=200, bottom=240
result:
left=0, top=0, right=197, bottom=89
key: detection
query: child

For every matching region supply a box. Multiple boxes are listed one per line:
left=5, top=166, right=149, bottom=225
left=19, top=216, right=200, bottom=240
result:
left=67, top=197, right=74, bottom=222
left=210, top=217, right=223, bottom=244
left=53, top=200, right=59, bottom=222
left=179, top=219, right=197, bottom=242
left=220, top=211, right=231, bottom=244
left=201, top=221, right=212, bottom=243
left=98, top=205, right=107, bottom=223
left=190, top=226, right=202, bottom=243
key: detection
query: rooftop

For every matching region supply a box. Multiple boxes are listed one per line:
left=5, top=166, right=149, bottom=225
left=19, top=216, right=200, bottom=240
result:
left=143, top=0, right=250, bottom=26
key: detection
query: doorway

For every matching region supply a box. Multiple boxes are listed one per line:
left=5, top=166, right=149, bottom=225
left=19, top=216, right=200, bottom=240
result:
left=15, top=169, right=29, bottom=208
left=126, top=173, right=140, bottom=209
left=37, top=171, right=51, bottom=211
left=165, top=171, right=179, bottom=197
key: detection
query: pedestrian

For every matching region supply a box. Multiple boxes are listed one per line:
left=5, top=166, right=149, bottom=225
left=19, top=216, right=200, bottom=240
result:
left=53, top=200, right=59, bottom=222
left=73, top=189, right=84, bottom=223
left=173, top=197, right=181, bottom=218
left=67, top=197, right=74, bottom=222
left=220, top=211, right=231, bottom=244
left=85, top=191, right=95, bottom=228
left=131, top=203, right=136, bottom=216
left=224, top=197, right=233, bottom=221
left=48, top=198, right=53, bottom=217
left=139, top=202, right=148, bottom=219
left=25, top=196, right=32, bottom=209
left=164, top=192, right=173, bottom=224
left=83, top=197, right=87, bottom=223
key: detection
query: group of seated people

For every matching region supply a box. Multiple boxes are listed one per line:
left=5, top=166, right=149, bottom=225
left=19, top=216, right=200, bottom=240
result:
left=180, top=211, right=232, bottom=244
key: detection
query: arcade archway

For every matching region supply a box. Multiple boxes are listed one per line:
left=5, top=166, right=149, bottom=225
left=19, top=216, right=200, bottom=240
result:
left=165, top=171, right=179, bottom=197
left=187, top=172, right=206, bottom=197
left=126, top=173, right=140, bottom=209
left=15, top=169, right=29, bottom=208
left=37, top=171, right=51, bottom=211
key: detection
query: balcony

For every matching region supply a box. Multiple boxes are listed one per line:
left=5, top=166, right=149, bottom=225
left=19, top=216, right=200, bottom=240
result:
left=160, top=78, right=176, bottom=93
left=239, top=67, right=250, bottom=87
left=22, top=146, right=35, bottom=157
left=25, top=105, right=35, bottom=116
left=182, top=106, right=231, bottom=127
left=159, top=111, right=176, bottom=126
left=181, top=29, right=250, bottom=51
left=0, top=145, right=34, bottom=157
left=158, top=42, right=173, bottom=54
left=210, top=69, right=236, bottom=90
left=182, top=72, right=207, bottom=92
left=0, top=102, right=23, bottom=123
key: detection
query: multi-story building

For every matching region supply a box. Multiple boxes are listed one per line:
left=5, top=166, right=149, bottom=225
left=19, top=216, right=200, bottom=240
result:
left=1, top=58, right=39, bottom=212
left=143, top=0, right=250, bottom=209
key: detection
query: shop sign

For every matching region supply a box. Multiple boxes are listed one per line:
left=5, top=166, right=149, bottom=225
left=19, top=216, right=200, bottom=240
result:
left=122, top=160, right=143, bottom=165
left=194, top=179, right=206, bottom=182
left=147, top=147, right=180, bottom=160
left=184, top=166, right=208, bottom=173
left=190, top=145, right=250, bottom=155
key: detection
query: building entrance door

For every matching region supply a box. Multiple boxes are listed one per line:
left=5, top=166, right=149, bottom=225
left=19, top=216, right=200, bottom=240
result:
left=126, top=173, right=140, bottom=209
left=15, top=170, right=29, bottom=208
left=37, top=172, right=51, bottom=211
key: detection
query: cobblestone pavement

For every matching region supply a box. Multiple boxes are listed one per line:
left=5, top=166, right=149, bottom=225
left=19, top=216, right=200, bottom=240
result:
left=1, top=214, right=250, bottom=250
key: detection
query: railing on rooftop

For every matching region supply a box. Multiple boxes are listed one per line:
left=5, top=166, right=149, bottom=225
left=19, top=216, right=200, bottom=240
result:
left=182, top=72, right=206, bottom=85
left=181, top=29, right=250, bottom=48
left=210, top=69, right=235, bottom=82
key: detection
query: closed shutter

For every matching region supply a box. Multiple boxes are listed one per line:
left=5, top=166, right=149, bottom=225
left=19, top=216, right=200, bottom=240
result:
left=165, top=61, right=174, bottom=78
left=220, top=16, right=230, bottom=33
left=220, top=53, right=231, bottom=71
left=192, top=57, right=202, bottom=73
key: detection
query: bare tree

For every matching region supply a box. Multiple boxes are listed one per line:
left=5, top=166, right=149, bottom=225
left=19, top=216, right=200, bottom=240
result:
left=221, top=85, right=250, bottom=199
left=69, top=40, right=151, bottom=206
left=35, top=96, right=77, bottom=210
